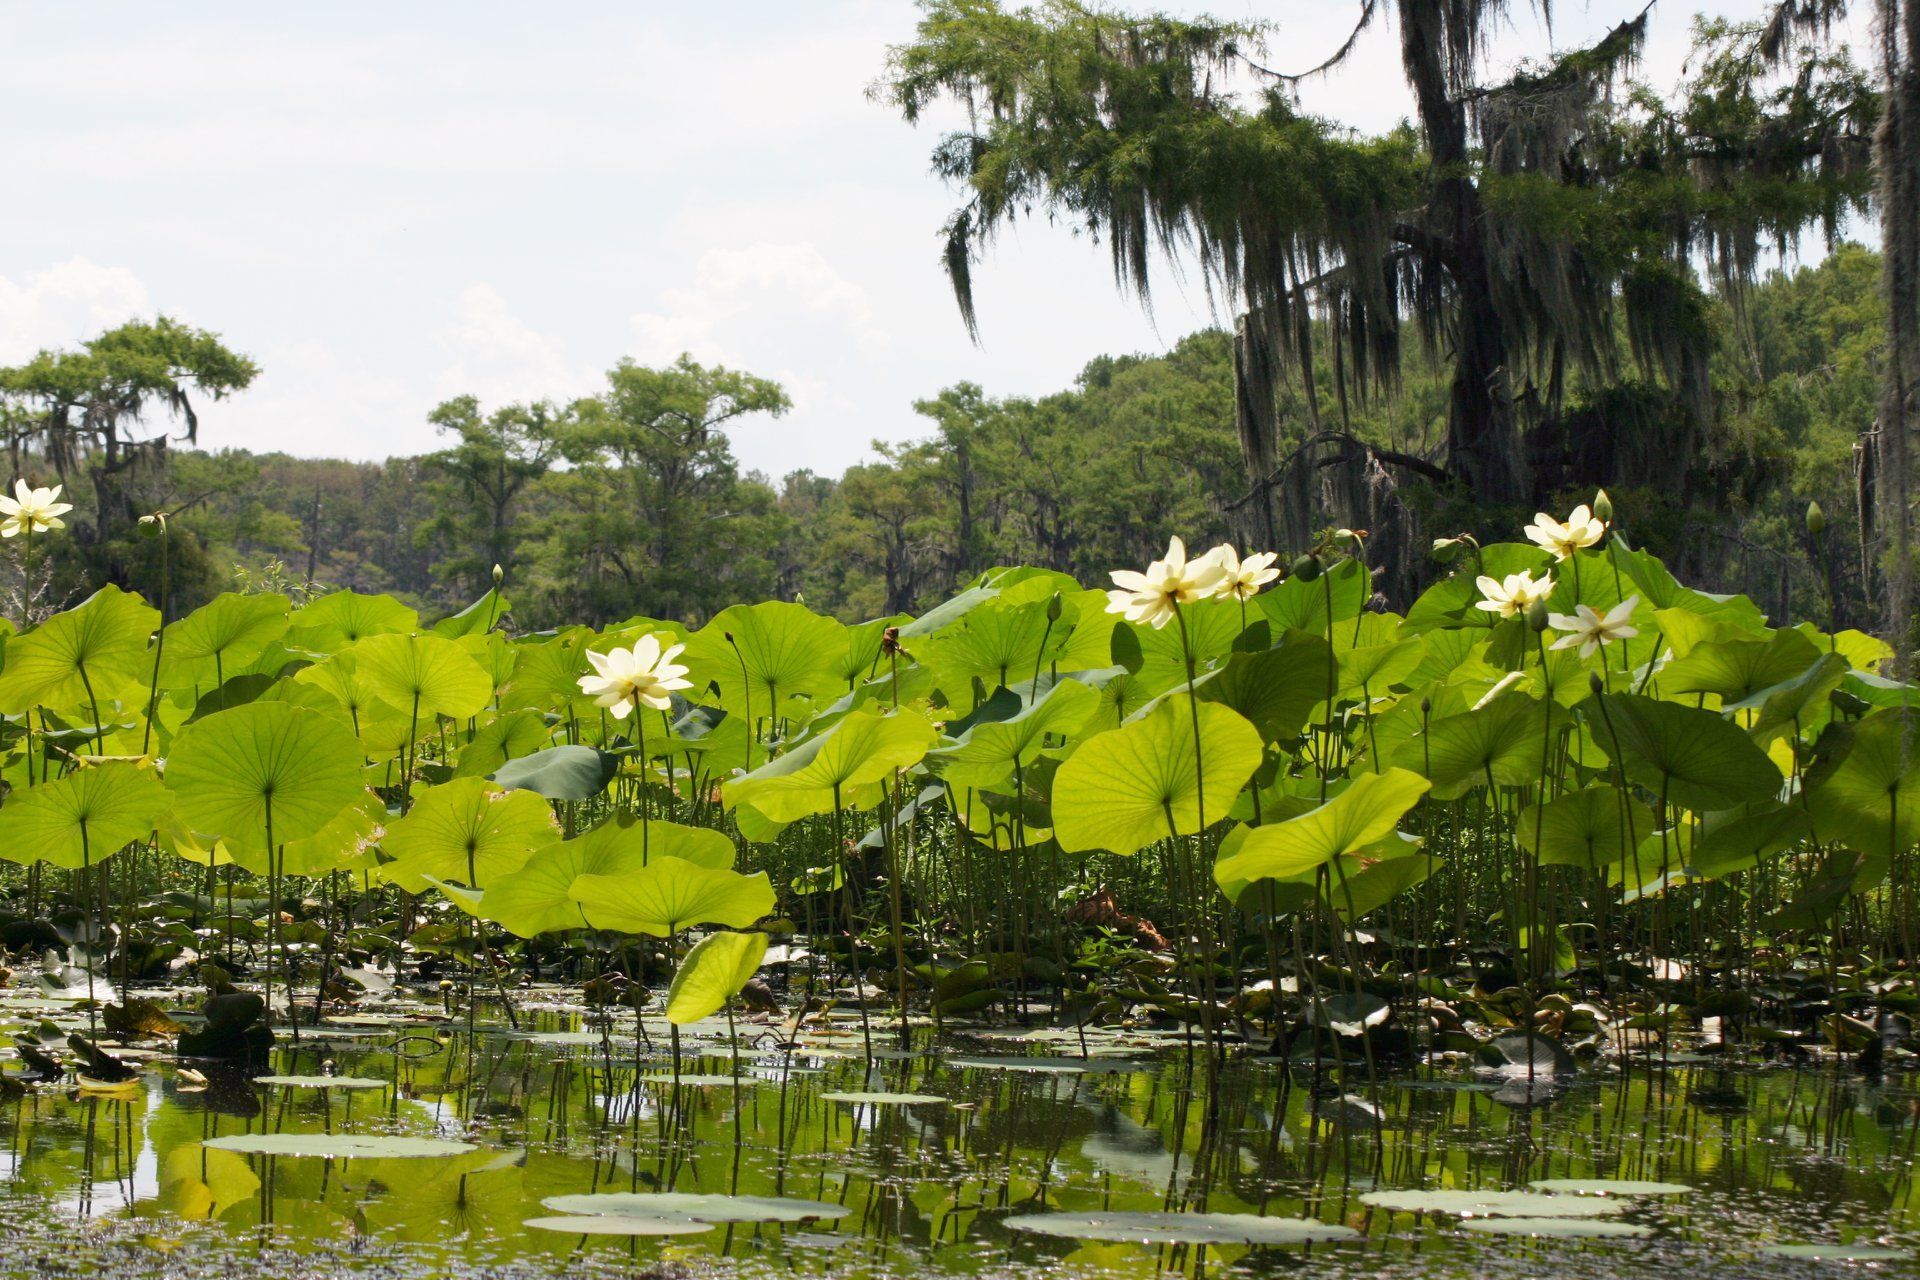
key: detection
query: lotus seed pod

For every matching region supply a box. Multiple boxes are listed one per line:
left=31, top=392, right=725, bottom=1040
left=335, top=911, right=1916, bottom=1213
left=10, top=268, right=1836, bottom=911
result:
left=1291, top=554, right=1322, bottom=582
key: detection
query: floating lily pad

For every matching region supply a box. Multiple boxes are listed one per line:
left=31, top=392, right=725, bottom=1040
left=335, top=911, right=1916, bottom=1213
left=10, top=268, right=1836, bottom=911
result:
left=523, top=1215, right=714, bottom=1237
left=635, top=1073, right=752, bottom=1087
left=203, top=1133, right=477, bottom=1159
left=1526, top=1179, right=1690, bottom=1197
left=1360, top=1190, right=1625, bottom=1218
left=1759, top=1244, right=1908, bottom=1261
left=945, top=1054, right=1149, bottom=1074
left=542, top=1192, right=853, bottom=1223
left=251, top=1075, right=387, bottom=1090
left=1463, top=1217, right=1653, bottom=1238
left=820, top=1091, right=947, bottom=1106
left=1005, top=1211, right=1357, bottom=1246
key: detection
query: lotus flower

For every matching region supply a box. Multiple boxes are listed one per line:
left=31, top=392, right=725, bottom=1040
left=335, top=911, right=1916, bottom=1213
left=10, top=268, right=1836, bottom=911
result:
left=577, top=633, right=692, bottom=718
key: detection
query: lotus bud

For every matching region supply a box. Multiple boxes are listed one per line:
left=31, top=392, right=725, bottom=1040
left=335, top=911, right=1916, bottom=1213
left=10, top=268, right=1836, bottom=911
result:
left=1589, top=672, right=1605, bottom=696
left=1291, top=553, right=1322, bottom=582
left=1806, top=500, right=1826, bottom=537
left=1526, top=600, right=1551, bottom=632
left=491, top=562, right=504, bottom=585
left=1431, top=536, right=1463, bottom=564
left=1046, top=591, right=1063, bottom=622
left=1592, top=488, right=1613, bottom=522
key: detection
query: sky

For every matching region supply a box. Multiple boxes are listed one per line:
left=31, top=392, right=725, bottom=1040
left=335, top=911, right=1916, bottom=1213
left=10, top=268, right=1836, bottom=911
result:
left=0, top=0, right=1863, bottom=481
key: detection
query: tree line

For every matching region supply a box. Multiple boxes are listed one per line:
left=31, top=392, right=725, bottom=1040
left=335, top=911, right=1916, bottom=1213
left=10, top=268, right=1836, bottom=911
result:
left=0, top=243, right=1893, bottom=644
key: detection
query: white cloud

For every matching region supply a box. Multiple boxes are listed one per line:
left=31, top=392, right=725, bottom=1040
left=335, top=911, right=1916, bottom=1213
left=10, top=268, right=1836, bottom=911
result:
left=432, top=283, right=595, bottom=407
left=628, top=242, right=886, bottom=368
left=0, top=258, right=153, bottom=362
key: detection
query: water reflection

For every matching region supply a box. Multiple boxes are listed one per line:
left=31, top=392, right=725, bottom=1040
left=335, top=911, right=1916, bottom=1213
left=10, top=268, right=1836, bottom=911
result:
left=0, top=987, right=1912, bottom=1277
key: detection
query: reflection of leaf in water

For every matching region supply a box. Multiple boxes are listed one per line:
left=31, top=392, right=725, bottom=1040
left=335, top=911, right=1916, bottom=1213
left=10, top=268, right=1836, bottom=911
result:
left=1076, top=1102, right=1175, bottom=1188
left=362, top=1148, right=527, bottom=1240
left=158, top=1144, right=259, bottom=1219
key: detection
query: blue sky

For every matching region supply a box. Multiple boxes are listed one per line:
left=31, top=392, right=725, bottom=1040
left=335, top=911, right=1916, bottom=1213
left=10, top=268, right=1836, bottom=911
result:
left=0, top=0, right=1859, bottom=480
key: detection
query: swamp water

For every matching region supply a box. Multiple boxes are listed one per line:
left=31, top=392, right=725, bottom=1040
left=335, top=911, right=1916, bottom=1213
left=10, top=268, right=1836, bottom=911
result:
left=0, top=988, right=1912, bottom=1280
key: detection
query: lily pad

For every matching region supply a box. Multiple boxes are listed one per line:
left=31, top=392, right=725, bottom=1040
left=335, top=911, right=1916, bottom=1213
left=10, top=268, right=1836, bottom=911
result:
left=203, top=1133, right=477, bottom=1159
left=541, top=1192, right=853, bottom=1223
left=1462, top=1217, right=1653, bottom=1238
left=251, top=1075, right=388, bottom=1090
left=820, top=1091, right=947, bottom=1106
left=1526, top=1179, right=1690, bottom=1197
left=523, top=1215, right=714, bottom=1237
left=1759, top=1244, right=1908, bottom=1261
left=1005, top=1211, right=1357, bottom=1246
left=1360, top=1190, right=1626, bottom=1218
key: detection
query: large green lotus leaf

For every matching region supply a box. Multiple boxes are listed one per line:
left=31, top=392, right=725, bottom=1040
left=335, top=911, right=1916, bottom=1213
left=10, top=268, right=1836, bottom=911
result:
left=160, top=592, right=289, bottom=685
left=381, top=777, right=558, bottom=891
left=1589, top=692, right=1782, bottom=812
left=167, top=702, right=367, bottom=852
left=1841, top=669, right=1920, bottom=709
left=228, top=791, right=386, bottom=877
left=683, top=600, right=847, bottom=717
left=1324, top=844, right=1435, bottom=920
left=1337, top=637, right=1425, bottom=696
left=927, top=679, right=1098, bottom=789
left=1047, top=590, right=1123, bottom=672
left=291, top=652, right=405, bottom=729
left=1793, top=622, right=1892, bottom=671
left=1806, top=711, right=1920, bottom=855
left=286, top=590, right=419, bottom=653
left=1392, top=691, right=1563, bottom=799
left=431, top=587, right=511, bottom=638
left=1052, top=696, right=1261, bottom=856
left=1403, top=544, right=1546, bottom=633
left=1737, top=651, right=1848, bottom=746
left=454, top=709, right=552, bottom=777
left=570, top=861, right=775, bottom=937
left=1684, top=804, right=1810, bottom=880
left=1257, top=555, right=1369, bottom=635
left=1193, top=632, right=1333, bottom=744
left=492, top=744, right=619, bottom=800
left=1611, top=542, right=1766, bottom=630
left=1517, top=785, right=1654, bottom=869
left=833, top=615, right=908, bottom=688
left=477, top=815, right=732, bottom=937
left=723, top=706, right=936, bottom=822
left=0, top=760, right=166, bottom=869
left=497, top=626, right=594, bottom=711
left=458, top=630, right=516, bottom=690
left=1661, top=628, right=1820, bottom=703
left=349, top=632, right=492, bottom=721
left=917, top=596, right=1064, bottom=702
left=666, top=930, right=769, bottom=1024
left=1129, top=598, right=1244, bottom=696
left=1213, top=768, right=1430, bottom=887
left=0, top=585, right=159, bottom=715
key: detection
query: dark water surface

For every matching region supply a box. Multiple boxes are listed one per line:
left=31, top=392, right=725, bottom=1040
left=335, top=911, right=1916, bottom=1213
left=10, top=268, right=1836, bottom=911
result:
left=2, top=983, right=1914, bottom=1280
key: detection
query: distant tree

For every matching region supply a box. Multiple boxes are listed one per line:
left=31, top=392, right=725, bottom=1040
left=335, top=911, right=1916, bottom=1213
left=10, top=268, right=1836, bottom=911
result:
left=544, top=355, right=791, bottom=623
left=419, top=396, right=561, bottom=598
left=878, top=0, right=1875, bottom=542
left=0, top=317, right=257, bottom=559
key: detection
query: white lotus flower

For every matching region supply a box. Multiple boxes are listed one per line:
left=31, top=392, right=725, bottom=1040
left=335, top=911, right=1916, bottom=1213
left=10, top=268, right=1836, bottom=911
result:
left=1201, top=544, right=1281, bottom=602
left=577, top=633, right=692, bottom=718
left=1105, top=536, right=1228, bottom=629
left=0, top=479, right=72, bottom=538
left=1474, top=569, right=1554, bottom=619
left=1548, top=595, right=1640, bottom=659
left=1524, top=504, right=1606, bottom=560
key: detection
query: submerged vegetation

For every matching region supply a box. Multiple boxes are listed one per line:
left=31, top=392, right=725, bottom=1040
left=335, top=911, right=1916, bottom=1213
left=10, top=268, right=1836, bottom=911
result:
left=0, top=489, right=1911, bottom=1270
